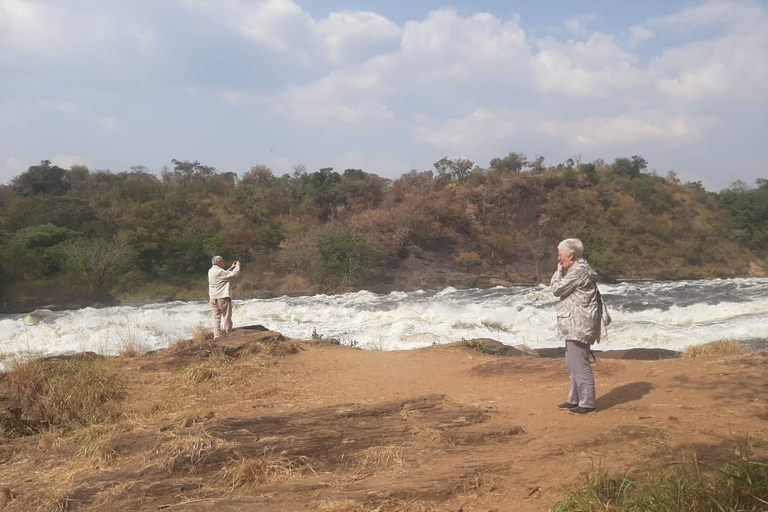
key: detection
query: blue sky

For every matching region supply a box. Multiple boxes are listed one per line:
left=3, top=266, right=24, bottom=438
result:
left=1, top=0, right=766, bottom=191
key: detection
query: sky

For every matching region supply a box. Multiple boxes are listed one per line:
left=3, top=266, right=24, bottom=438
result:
left=1, top=0, right=767, bottom=191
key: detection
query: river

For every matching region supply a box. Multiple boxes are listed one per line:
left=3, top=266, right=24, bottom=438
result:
left=1, top=278, right=767, bottom=363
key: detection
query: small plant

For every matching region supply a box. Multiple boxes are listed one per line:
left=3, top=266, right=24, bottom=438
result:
left=311, top=327, right=324, bottom=339
left=462, top=339, right=493, bottom=354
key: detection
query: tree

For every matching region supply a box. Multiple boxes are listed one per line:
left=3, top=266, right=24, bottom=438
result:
left=314, top=226, right=379, bottom=287
left=612, top=155, right=648, bottom=178
left=12, top=160, right=70, bottom=196
left=433, top=157, right=476, bottom=182
left=527, top=155, right=546, bottom=173
left=163, top=159, right=217, bottom=187
left=489, top=152, right=527, bottom=174
left=63, top=238, right=135, bottom=296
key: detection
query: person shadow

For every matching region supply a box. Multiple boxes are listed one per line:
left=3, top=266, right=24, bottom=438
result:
left=596, top=382, right=653, bottom=411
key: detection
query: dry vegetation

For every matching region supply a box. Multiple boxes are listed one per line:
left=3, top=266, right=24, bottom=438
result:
left=0, top=332, right=766, bottom=512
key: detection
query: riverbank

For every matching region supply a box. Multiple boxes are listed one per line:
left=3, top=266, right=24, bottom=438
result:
left=1, top=328, right=766, bottom=511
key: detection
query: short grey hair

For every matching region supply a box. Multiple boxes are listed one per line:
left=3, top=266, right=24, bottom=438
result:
left=211, top=255, right=224, bottom=265
left=558, top=238, right=584, bottom=259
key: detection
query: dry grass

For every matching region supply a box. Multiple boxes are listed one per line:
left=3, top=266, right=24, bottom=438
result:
left=684, top=340, right=747, bottom=358
left=37, top=488, right=73, bottom=512
left=5, top=355, right=126, bottom=430
left=168, top=409, right=215, bottom=429
left=314, top=498, right=435, bottom=512
left=167, top=323, right=213, bottom=353
left=182, top=363, right=219, bottom=382
left=218, top=452, right=314, bottom=490
left=458, top=469, right=496, bottom=494
left=0, top=487, right=16, bottom=507
left=410, top=427, right=443, bottom=443
left=349, top=445, right=405, bottom=471
left=71, top=425, right=119, bottom=468
left=149, top=431, right=233, bottom=474
left=92, top=481, right=138, bottom=507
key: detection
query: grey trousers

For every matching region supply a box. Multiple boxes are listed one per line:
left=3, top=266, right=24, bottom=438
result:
left=565, top=340, right=595, bottom=408
left=210, top=297, right=233, bottom=338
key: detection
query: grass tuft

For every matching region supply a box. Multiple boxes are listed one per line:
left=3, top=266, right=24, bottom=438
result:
left=182, top=363, right=218, bottom=382
left=149, top=431, right=232, bottom=474
left=350, top=445, right=404, bottom=471
left=684, top=340, right=747, bottom=358
left=218, top=451, right=313, bottom=490
left=552, top=455, right=768, bottom=512
left=72, top=425, right=119, bottom=468
left=5, top=354, right=125, bottom=430
left=92, top=481, right=137, bottom=507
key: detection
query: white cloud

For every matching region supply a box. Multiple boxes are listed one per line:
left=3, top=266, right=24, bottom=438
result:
left=0, top=0, right=59, bottom=54
left=563, top=13, right=597, bottom=37
left=536, top=111, right=714, bottom=150
left=648, top=0, right=765, bottom=30
left=625, top=25, right=654, bottom=47
left=330, top=151, right=410, bottom=177
left=652, top=31, right=768, bottom=101
left=315, top=11, right=400, bottom=63
left=532, top=33, right=641, bottom=97
left=96, top=116, right=118, bottom=133
left=51, top=154, right=91, bottom=169
left=413, top=109, right=520, bottom=151
left=0, top=155, right=29, bottom=184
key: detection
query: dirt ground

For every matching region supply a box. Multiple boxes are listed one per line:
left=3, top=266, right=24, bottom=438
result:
left=1, top=328, right=767, bottom=511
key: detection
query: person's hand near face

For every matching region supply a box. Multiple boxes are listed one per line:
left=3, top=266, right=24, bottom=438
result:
left=557, top=250, right=576, bottom=273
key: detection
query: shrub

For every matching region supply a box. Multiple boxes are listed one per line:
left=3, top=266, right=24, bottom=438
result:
left=314, top=225, right=379, bottom=288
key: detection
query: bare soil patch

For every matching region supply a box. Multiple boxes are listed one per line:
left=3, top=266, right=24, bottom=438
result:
left=0, top=330, right=766, bottom=511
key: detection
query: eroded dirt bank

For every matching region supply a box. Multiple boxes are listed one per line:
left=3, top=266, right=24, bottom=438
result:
left=1, top=329, right=766, bottom=511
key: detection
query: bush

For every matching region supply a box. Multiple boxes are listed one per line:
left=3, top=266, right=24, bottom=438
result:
left=314, top=226, right=379, bottom=288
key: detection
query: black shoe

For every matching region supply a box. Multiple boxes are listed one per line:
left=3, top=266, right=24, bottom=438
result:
left=558, top=402, right=577, bottom=410
left=569, top=406, right=596, bottom=414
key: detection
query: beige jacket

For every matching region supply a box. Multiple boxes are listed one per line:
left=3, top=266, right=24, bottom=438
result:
left=550, top=259, right=602, bottom=345
left=208, top=264, right=240, bottom=301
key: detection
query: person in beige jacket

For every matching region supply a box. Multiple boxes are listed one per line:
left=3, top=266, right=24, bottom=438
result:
left=208, top=255, right=240, bottom=338
left=550, top=238, right=602, bottom=414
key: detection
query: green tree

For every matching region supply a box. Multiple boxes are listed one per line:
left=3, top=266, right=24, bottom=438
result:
left=489, top=152, right=527, bottom=174
left=62, top=238, right=136, bottom=295
left=612, top=155, right=647, bottom=178
left=434, top=157, right=476, bottom=182
left=314, top=226, right=379, bottom=287
left=12, top=160, right=71, bottom=197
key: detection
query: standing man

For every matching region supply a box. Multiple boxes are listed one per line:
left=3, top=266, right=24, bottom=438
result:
left=550, top=238, right=601, bottom=414
left=208, top=255, right=240, bottom=339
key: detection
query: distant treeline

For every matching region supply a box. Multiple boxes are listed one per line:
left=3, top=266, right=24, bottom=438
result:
left=1, top=154, right=766, bottom=310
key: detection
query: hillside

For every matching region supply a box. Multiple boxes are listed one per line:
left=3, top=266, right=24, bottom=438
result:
left=1, top=158, right=766, bottom=310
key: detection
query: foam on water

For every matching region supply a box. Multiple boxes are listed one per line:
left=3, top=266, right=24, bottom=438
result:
left=1, top=278, right=766, bottom=364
